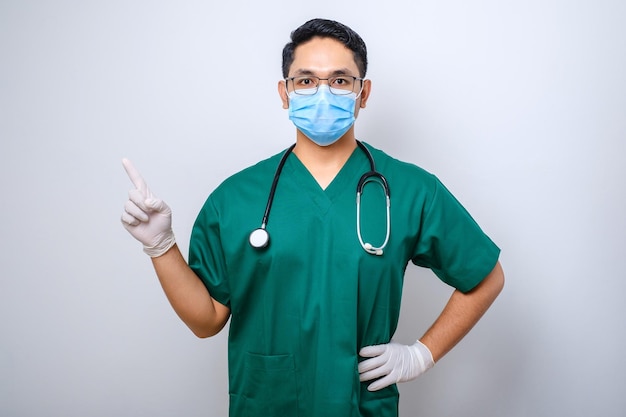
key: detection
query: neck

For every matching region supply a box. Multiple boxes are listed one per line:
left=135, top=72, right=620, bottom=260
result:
left=292, top=131, right=358, bottom=189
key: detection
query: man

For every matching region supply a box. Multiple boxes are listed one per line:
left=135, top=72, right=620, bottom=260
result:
left=121, top=18, right=504, bottom=417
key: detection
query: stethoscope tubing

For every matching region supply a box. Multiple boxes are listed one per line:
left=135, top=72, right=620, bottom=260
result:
left=250, top=140, right=391, bottom=255
left=260, top=143, right=296, bottom=228
left=248, top=143, right=295, bottom=249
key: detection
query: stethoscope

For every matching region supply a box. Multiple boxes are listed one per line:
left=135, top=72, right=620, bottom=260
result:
left=249, top=140, right=391, bottom=255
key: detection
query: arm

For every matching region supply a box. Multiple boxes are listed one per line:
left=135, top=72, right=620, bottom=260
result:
left=121, top=158, right=230, bottom=338
left=151, top=245, right=231, bottom=338
left=420, top=261, right=505, bottom=362
left=359, top=261, right=504, bottom=391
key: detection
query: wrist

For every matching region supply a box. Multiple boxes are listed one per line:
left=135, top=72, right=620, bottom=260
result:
left=143, top=231, right=176, bottom=257
left=413, top=340, right=435, bottom=371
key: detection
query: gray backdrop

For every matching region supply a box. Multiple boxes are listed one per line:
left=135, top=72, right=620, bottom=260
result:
left=1, top=1, right=625, bottom=416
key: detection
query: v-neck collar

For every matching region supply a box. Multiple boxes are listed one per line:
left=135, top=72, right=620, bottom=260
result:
left=284, top=146, right=369, bottom=211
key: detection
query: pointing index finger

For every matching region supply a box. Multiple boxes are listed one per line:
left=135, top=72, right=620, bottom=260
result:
left=122, top=158, right=148, bottom=192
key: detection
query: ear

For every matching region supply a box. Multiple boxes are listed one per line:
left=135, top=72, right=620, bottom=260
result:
left=358, top=79, right=372, bottom=108
left=278, top=80, right=289, bottom=109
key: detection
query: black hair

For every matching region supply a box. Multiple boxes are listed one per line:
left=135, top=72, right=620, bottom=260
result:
left=281, top=18, right=368, bottom=78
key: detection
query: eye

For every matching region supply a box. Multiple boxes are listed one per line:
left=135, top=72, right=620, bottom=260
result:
left=296, top=77, right=316, bottom=86
left=332, top=76, right=353, bottom=87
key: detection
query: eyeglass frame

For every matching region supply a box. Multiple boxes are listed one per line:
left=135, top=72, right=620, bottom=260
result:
left=284, top=75, right=365, bottom=96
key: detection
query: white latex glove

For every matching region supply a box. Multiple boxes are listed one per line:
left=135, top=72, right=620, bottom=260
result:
left=121, top=158, right=176, bottom=257
left=358, top=340, right=435, bottom=391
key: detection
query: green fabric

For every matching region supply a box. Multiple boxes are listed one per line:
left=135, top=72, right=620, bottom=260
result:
left=189, top=143, right=500, bottom=417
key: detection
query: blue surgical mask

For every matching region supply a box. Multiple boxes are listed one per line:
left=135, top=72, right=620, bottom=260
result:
left=288, top=85, right=357, bottom=146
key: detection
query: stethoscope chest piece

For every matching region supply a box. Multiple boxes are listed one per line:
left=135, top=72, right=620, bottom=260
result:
left=249, top=227, right=270, bottom=249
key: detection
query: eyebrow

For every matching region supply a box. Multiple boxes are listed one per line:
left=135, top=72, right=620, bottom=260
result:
left=291, top=68, right=357, bottom=77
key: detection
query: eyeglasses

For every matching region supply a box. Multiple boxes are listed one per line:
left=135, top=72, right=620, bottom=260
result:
left=285, top=75, right=364, bottom=96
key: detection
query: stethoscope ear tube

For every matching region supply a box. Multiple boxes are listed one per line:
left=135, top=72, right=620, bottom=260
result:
left=356, top=174, right=391, bottom=256
left=355, top=141, right=391, bottom=256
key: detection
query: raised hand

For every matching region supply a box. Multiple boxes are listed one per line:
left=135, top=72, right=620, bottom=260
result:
left=121, top=158, right=176, bottom=257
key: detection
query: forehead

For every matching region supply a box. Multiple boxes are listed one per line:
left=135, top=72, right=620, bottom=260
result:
left=288, top=36, right=359, bottom=76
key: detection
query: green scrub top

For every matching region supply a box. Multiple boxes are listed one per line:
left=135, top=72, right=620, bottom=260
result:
left=189, top=143, right=500, bottom=417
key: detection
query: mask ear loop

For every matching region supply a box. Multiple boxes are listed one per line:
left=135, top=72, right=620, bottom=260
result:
left=354, top=77, right=365, bottom=100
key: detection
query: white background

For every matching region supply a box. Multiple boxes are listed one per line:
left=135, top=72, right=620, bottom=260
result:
left=1, top=1, right=625, bottom=416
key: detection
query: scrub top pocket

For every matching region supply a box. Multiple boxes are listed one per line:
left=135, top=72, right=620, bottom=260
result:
left=241, top=352, right=299, bottom=417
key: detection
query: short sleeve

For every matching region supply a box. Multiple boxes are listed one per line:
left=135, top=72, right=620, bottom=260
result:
left=188, top=196, right=231, bottom=307
left=412, top=177, right=500, bottom=293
